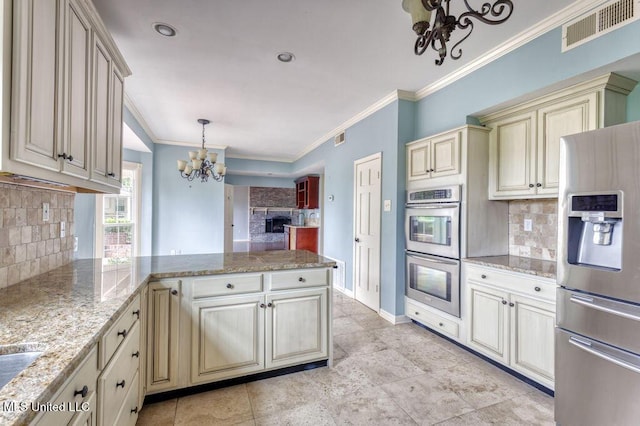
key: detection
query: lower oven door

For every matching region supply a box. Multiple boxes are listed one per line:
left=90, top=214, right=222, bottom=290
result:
left=406, top=251, right=460, bottom=317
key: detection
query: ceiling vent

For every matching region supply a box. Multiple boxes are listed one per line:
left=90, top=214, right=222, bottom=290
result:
left=562, top=0, right=639, bottom=51
left=334, top=132, right=345, bottom=147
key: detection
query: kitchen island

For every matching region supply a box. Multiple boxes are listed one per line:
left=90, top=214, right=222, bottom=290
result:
left=0, top=250, right=335, bottom=426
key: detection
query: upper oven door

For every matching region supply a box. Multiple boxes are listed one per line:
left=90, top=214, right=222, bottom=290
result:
left=405, top=203, right=460, bottom=258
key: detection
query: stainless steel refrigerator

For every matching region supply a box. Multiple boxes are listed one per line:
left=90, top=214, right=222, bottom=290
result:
left=556, top=120, right=640, bottom=425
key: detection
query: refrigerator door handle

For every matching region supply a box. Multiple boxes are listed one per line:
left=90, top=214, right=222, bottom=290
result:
left=569, top=294, right=640, bottom=322
left=569, top=336, right=640, bottom=375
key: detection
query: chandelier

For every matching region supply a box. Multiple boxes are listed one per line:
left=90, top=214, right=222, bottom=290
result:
left=402, top=0, right=514, bottom=65
left=176, top=119, right=226, bottom=182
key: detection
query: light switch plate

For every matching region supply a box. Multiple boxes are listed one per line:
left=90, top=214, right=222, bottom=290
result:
left=524, top=218, right=533, bottom=232
left=383, top=200, right=392, bottom=212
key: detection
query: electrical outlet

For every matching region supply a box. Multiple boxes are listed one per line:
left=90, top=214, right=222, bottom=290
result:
left=60, top=221, right=66, bottom=238
left=42, top=203, right=50, bottom=222
left=383, top=200, right=392, bottom=212
left=524, top=218, right=533, bottom=232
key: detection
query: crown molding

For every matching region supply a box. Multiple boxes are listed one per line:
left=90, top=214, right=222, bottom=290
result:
left=155, top=139, right=228, bottom=150
left=123, top=93, right=159, bottom=144
left=225, top=153, right=294, bottom=163
left=414, top=0, right=608, bottom=100
left=295, top=90, right=414, bottom=161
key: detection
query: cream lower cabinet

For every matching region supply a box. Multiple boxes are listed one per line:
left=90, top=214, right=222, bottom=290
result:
left=191, top=286, right=329, bottom=384
left=465, top=264, right=555, bottom=389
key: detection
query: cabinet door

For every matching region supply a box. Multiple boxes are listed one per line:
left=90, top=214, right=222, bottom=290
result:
left=11, top=0, right=64, bottom=171
left=108, top=66, right=124, bottom=184
left=510, top=294, right=555, bottom=388
left=91, top=34, right=111, bottom=185
left=467, top=283, right=509, bottom=364
left=68, top=391, right=96, bottom=426
left=536, top=93, right=597, bottom=195
left=191, top=294, right=265, bottom=384
left=265, top=288, right=328, bottom=369
left=407, top=140, right=430, bottom=181
left=488, top=111, right=537, bottom=198
left=60, top=0, right=91, bottom=179
left=147, top=281, right=180, bottom=393
left=430, top=131, right=460, bottom=178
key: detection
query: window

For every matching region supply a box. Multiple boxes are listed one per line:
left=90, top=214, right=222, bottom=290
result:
left=96, top=162, right=142, bottom=262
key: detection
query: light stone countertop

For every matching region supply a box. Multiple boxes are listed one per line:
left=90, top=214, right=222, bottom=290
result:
left=0, top=250, right=335, bottom=426
left=463, top=255, right=557, bottom=280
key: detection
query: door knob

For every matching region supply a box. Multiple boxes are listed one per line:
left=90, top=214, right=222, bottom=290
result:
left=355, top=238, right=360, bottom=242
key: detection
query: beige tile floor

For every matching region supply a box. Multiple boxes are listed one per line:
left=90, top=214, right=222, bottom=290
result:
left=136, top=292, right=554, bottom=426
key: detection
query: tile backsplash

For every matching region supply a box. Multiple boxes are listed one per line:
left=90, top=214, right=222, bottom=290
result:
left=509, top=199, right=557, bottom=261
left=0, top=183, right=75, bottom=288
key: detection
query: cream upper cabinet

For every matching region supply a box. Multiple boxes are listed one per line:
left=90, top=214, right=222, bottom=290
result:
left=407, top=129, right=460, bottom=182
left=7, top=0, right=130, bottom=193
left=482, top=73, right=636, bottom=200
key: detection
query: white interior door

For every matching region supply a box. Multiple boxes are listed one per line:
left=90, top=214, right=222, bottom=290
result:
left=224, top=184, right=234, bottom=252
left=353, top=153, right=381, bottom=312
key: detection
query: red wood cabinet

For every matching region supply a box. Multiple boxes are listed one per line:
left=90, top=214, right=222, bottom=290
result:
left=295, top=176, right=319, bottom=209
left=284, top=226, right=318, bottom=254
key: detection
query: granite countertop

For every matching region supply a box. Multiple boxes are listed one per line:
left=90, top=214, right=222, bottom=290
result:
left=0, top=250, right=335, bottom=425
left=464, top=255, right=557, bottom=280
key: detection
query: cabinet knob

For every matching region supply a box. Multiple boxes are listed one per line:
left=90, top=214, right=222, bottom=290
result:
left=534, top=286, right=541, bottom=292
left=131, top=407, right=139, bottom=414
left=509, top=302, right=515, bottom=307
left=73, top=385, right=89, bottom=398
left=132, top=351, right=140, bottom=358
left=171, top=289, right=178, bottom=296
left=107, top=172, right=116, bottom=177
left=267, top=302, right=273, bottom=308
left=430, top=169, right=435, bottom=173
left=226, top=283, right=234, bottom=289
left=298, top=277, right=306, bottom=282
left=117, top=329, right=128, bottom=338
left=116, top=380, right=126, bottom=389
left=415, top=311, right=419, bottom=315
left=260, top=303, right=266, bottom=308
left=536, top=183, right=542, bottom=187
left=529, top=184, right=535, bottom=188
left=502, top=300, right=507, bottom=305
left=481, top=274, right=487, bottom=279
left=438, top=322, right=444, bottom=327
left=132, top=309, right=140, bottom=319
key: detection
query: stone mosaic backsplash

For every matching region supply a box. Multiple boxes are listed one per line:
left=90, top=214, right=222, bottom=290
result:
left=508, top=199, right=558, bottom=261
left=0, top=183, right=75, bottom=288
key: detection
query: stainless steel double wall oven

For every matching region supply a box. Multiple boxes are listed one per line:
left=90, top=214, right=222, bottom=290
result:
left=405, top=186, right=461, bottom=317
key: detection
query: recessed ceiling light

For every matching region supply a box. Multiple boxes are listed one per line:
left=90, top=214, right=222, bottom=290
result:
left=153, top=22, right=177, bottom=37
left=277, top=52, right=295, bottom=63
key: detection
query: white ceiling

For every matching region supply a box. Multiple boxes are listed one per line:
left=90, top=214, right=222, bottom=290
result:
left=93, top=0, right=586, bottom=162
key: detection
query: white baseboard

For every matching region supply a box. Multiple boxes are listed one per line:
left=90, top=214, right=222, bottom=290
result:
left=379, top=309, right=411, bottom=325
left=333, top=285, right=354, bottom=299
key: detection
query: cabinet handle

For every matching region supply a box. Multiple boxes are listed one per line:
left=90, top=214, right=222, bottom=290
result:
left=58, top=153, right=73, bottom=162
left=131, top=407, right=139, bottom=414
left=132, top=351, right=140, bottom=358
left=116, top=380, right=126, bottom=389
left=509, top=302, right=515, bottom=307
left=534, top=286, right=541, bottom=292
left=502, top=300, right=507, bottom=305
left=171, top=289, right=178, bottom=296
left=298, top=277, right=306, bottom=282
left=117, top=329, right=128, bottom=338
left=107, top=172, right=116, bottom=177
left=226, top=283, right=234, bottom=289
left=481, top=274, right=487, bottom=279
left=73, top=385, right=88, bottom=398
left=132, top=309, right=140, bottom=319
left=536, top=183, right=542, bottom=187
left=260, top=303, right=266, bottom=308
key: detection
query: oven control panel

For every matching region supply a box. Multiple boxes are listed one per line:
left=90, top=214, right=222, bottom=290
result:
left=407, top=185, right=460, bottom=204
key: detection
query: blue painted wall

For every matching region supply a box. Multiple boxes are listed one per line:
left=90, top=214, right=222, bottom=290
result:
left=225, top=174, right=295, bottom=188
left=152, top=144, right=226, bottom=255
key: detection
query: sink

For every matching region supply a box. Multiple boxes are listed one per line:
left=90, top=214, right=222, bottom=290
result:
left=0, top=346, right=43, bottom=390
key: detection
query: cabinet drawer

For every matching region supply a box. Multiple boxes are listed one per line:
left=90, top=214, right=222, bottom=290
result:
left=406, top=299, right=459, bottom=339
left=99, top=321, right=141, bottom=426
left=465, top=264, right=555, bottom=302
left=100, top=294, right=141, bottom=368
left=192, top=274, right=263, bottom=299
left=33, top=346, right=98, bottom=426
left=268, top=268, right=328, bottom=290
left=113, top=370, right=140, bottom=426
